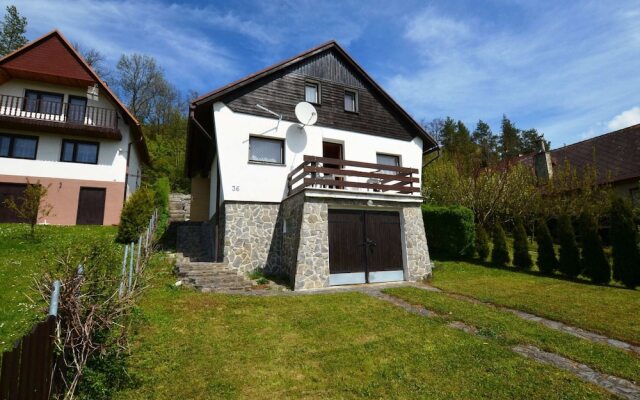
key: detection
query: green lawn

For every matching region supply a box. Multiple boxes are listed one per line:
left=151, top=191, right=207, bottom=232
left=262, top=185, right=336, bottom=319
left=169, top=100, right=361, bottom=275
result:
left=384, top=286, right=640, bottom=384
left=0, top=223, right=117, bottom=351
left=430, top=260, right=640, bottom=345
left=114, top=265, right=612, bottom=399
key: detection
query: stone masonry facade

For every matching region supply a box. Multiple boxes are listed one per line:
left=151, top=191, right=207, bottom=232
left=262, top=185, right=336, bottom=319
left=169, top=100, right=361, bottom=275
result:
left=220, top=192, right=432, bottom=290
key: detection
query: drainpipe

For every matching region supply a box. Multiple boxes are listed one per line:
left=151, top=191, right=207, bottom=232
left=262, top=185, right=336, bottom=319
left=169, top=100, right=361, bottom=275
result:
left=422, top=144, right=441, bottom=168
left=123, top=141, right=133, bottom=204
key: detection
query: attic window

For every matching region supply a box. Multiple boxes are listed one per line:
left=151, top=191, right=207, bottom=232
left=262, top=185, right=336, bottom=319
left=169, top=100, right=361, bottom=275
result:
left=305, top=82, right=319, bottom=104
left=344, top=90, right=357, bottom=112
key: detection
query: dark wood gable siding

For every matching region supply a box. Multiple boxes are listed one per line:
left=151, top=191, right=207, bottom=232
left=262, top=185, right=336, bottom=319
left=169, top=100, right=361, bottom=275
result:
left=221, top=49, right=417, bottom=142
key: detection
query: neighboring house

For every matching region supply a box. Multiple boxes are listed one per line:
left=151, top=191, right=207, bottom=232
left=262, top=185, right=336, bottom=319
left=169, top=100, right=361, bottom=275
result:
left=186, top=41, right=437, bottom=290
left=0, top=30, right=149, bottom=225
left=525, top=124, right=640, bottom=202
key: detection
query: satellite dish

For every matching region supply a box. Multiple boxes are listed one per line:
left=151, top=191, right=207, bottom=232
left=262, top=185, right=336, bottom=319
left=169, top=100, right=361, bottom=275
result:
left=295, top=102, right=318, bottom=126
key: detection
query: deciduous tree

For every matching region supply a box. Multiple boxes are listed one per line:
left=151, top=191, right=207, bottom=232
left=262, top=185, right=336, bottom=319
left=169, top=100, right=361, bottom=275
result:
left=3, top=179, right=53, bottom=237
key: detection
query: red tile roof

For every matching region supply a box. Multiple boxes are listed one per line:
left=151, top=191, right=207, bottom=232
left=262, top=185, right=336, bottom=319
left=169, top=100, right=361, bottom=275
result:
left=551, top=124, right=640, bottom=185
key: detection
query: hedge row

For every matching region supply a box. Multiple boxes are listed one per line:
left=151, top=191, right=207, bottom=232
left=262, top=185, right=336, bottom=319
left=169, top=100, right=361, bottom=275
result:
left=421, top=204, right=475, bottom=259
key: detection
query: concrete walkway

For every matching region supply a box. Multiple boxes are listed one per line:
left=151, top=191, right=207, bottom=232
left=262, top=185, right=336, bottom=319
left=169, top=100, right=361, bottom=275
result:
left=361, top=287, right=640, bottom=400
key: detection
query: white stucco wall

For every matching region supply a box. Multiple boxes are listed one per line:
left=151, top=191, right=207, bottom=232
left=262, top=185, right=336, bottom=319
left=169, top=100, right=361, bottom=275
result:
left=213, top=102, right=424, bottom=204
left=0, top=79, right=142, bottom=191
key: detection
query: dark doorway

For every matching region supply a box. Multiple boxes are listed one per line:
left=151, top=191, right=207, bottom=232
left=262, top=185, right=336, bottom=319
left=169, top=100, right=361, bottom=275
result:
left=0, top=183, right=27, bottom=223
left=328, top=210, right=404, bottom=285
left=76, top=187, right=106, bottom=225
left=322, top=141, right=343, bottom=188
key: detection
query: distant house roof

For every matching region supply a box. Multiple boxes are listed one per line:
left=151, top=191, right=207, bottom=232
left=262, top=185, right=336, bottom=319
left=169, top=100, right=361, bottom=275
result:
left=552, top=124, right=640, bottom=185
left=0, top=30, right=150, bottom=165
left=520, top=124, right=640, bottom=185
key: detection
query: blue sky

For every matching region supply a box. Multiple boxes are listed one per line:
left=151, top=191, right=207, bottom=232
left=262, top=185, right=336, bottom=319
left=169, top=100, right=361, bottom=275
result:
left=5, top=0, right=640, bottom=148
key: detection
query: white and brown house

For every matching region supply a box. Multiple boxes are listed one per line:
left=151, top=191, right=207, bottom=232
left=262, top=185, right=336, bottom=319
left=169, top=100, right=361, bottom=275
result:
left=0, top=30, right=149, bottom=225
left=186, top=41, right=436, bottom=290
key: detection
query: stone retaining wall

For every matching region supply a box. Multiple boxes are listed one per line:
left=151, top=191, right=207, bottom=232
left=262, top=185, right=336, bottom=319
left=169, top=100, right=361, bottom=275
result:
left=220, top=194, right=432, bottom=290
left=222, top=202, right=282, bottom=274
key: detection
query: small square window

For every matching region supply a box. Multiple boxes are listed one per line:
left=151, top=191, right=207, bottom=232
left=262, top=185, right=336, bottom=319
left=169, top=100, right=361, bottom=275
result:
left=344, top=90, right=357, bottom=112
left=305, top=83, right=319, bottom=104
left=249, top=136, right=284, bottom=165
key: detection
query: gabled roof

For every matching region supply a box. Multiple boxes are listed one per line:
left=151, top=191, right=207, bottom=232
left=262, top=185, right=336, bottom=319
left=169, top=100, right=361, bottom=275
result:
left=192, top=40, right=437, bottom=148
left=551, top=123, right=640, bottom=185
left=0, top=30, right=150, bottom=165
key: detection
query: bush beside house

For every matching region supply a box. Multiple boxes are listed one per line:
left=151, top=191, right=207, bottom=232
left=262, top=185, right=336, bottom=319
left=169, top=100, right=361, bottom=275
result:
left=491, top=223, right=510, bottom=267
left=475, top=225, right=490, bottom=261
left=422, top=205, right=475, bottom=259
left=557, top=215, right=581, bottom=279
left=116, top=187, right=155, bottom=244
left=512, top=218, right=532, bottom=269
left=579, top=212, right=610, bottom=284
left=535, top=219, right=558, bottom=275
left=610, top=197, right=640, bottom=288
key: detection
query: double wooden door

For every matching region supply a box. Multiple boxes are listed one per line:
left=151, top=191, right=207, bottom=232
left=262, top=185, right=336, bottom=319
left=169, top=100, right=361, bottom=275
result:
left=328, top=210, right=404, bottom=285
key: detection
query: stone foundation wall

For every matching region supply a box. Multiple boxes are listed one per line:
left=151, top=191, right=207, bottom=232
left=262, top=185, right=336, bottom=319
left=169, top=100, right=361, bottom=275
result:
left=287, top=195, right=432, bottom=290
left=222, top=202, right=282, bottom=274
left=292, top=200, right=330, bottom=290
left=402, top=206, right=432, bottom=281
left=220, top=195, right=432, bottom=290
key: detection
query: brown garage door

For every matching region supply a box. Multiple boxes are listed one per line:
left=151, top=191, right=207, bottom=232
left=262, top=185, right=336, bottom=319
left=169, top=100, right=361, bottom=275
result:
left=328, top=210, right=404, bottom=285
left=0, top=183, right=27, bottom=223
left=76, top=187, right=106, bottom=225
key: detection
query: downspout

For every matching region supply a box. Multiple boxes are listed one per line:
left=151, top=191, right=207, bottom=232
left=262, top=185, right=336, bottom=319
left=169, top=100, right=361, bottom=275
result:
left=422, top=144, right=441, bottom=168
left=123, top=141, right=133, bottom=204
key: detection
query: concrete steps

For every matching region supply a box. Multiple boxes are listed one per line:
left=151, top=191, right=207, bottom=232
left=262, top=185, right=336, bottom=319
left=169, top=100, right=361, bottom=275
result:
left=175, top=257, right=253, bottom=291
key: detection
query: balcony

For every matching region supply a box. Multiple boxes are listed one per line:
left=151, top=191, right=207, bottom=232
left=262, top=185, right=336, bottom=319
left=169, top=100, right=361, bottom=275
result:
left=287, top=155, right=421, bottom=196
left=0, top=94, right=121, bottom=139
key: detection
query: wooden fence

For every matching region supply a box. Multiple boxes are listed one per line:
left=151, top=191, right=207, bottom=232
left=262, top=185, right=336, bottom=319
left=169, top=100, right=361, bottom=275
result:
left=0, top=315, right=57, bottom=400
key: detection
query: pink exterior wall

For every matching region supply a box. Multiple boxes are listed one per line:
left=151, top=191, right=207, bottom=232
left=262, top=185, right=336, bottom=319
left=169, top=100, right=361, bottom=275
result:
left=0, top=174, right=124, bottom=225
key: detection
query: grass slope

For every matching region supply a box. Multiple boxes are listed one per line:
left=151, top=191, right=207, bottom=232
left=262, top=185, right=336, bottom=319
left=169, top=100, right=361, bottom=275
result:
left=0, top=223, right=116, bottom=351
left=384, top=286, right=640, bottom=384
left=115, top=267, right=609, bottom=399
left=430, top=260, right=640, bottom=345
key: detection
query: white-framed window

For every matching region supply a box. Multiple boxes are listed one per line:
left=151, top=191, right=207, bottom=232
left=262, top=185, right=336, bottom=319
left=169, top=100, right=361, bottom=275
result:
left=305, top=82, right=319, bottom=104
left=344, top=89, right=357, bottom=112
left=249, top=136, right=285, bottom=165
left=376, top=153, right=400, bottom=175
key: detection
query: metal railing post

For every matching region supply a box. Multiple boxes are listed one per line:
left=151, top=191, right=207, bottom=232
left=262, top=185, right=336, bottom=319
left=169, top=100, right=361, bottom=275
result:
left=48, top=281, right=61, bottom=317
left=118, top=244, right=129, bottom=298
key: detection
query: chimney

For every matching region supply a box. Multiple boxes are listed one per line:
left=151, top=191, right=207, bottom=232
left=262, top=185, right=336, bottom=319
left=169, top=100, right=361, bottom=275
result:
left=534, top=139, right=553, bottom=181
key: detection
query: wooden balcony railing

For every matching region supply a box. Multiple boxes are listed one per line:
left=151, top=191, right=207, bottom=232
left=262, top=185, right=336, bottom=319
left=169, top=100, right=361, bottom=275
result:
left=0, top=94, right=118, bottom=130
left=287, top=155, right=421, bottom=196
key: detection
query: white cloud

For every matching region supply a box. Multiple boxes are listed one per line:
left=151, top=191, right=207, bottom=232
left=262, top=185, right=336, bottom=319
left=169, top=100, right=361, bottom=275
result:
left=0, top=0, right=275, bottom=91
left=387, top=1, right=640, bottom=147
left=607, top=106, right=640, bottom=131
